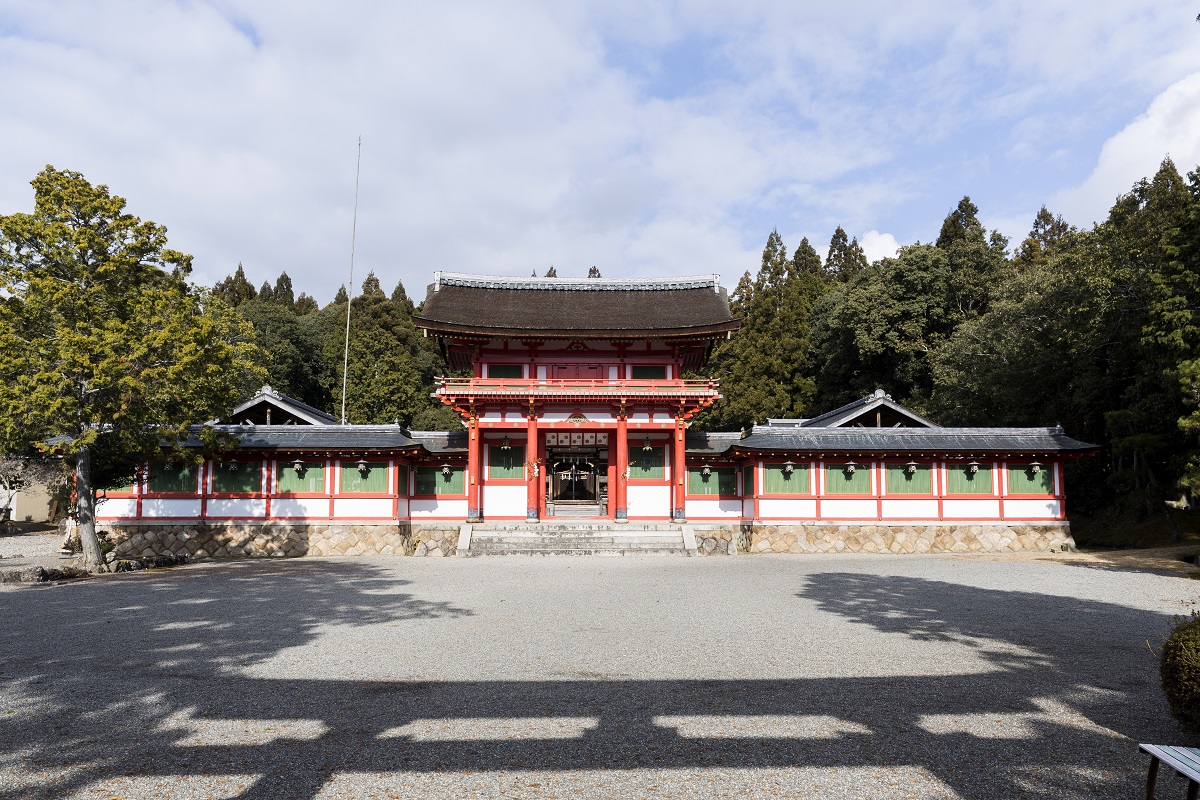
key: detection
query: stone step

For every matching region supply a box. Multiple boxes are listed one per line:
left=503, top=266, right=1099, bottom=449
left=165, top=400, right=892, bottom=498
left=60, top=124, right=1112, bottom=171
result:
left=466, top=534, right=688, bottom=557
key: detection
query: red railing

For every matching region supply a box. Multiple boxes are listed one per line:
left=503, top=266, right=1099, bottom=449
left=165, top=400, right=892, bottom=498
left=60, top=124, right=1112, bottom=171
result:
left=436, top=377, right=720, bottom=396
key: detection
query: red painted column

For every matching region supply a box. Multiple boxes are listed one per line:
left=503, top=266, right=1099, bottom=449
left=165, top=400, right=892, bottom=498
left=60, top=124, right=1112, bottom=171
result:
left=614, top=410, right=629, bottom=522
left=526, top=412, right=539, bottom=522
left=673, top=418, right=687, bottom=521
left=467, top=415, right=483, bottom=522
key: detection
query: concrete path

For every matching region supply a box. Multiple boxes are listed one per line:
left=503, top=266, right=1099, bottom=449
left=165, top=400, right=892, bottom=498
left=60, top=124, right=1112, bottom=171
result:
left=0, top=554, right=1197, bottom=799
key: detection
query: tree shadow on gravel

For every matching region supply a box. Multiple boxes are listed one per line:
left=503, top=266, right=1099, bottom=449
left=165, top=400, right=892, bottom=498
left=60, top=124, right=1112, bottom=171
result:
left=0, top=564, right=1194, bottom=799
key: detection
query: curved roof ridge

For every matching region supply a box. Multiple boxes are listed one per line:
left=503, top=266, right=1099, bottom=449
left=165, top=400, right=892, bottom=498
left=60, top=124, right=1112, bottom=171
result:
left=433, top=271, right=723, bottom=292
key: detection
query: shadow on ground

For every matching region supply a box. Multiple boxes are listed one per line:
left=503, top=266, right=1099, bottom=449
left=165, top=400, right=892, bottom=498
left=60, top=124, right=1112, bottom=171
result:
left=0, top=561, right=1194, bottom=799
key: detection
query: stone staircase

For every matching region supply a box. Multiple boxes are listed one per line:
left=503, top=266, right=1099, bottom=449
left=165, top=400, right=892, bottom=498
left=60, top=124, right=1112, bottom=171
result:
left=458, top=521, right=695, bottom=557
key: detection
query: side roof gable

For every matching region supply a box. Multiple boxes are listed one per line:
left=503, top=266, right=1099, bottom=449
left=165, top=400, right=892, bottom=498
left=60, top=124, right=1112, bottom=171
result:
left=797, top=389, right=940, bottom=429
left=220, top=385, right=338, bottom=426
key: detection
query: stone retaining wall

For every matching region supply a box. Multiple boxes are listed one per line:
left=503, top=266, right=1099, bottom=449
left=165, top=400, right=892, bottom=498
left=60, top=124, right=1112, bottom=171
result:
left=102, top=522, right=411, bottom=560
left=746, top=522, right=1074, bottom=554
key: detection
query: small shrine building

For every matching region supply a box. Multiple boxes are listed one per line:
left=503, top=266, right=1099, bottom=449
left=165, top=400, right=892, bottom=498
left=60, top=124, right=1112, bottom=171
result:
left=96, top=272, right=1097, bottom=557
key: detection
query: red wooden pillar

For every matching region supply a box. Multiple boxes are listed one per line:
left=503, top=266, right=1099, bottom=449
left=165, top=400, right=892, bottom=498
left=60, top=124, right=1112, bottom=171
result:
left=467, top=414, right=483, bottom=522
left=673, top=418, right=687, bottom=521
left=526, top=411, right=539, bottom=522
left=614, top=410, right=629, bottom=522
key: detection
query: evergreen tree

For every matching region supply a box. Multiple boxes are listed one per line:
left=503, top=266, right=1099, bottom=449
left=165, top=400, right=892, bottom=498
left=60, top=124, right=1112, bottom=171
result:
left=0, top=167, right=265, bottom=570
left=213, top=263, right=257, bottom=307
left=935, top=196, right=1007, bottom=321
left=391, top=280, right=415, bottom=315
left=825, top=226, right=868, bottom=282
left=332, top=284, right=349, bottom=304
left=258, top=280, right=274, bottom=303
left=1013, top=206, right=1071, bottom=272
left=293, top=293, right=319, bottom=315
left=272, top=272, right=296, bottom=308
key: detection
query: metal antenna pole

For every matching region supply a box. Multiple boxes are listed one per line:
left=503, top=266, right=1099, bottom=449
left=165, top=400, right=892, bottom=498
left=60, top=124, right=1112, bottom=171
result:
left=340, top=136, right=362, bottom=425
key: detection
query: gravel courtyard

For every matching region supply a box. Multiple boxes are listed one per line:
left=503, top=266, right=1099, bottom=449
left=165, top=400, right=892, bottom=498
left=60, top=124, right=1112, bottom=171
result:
left=0, top=553, right=1197, bottom=799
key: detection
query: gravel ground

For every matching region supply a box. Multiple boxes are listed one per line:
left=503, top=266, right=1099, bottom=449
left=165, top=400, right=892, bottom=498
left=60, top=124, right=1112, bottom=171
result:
left=0, top=531, right=61, bottom=560
left=0, top=553, right=1197, bottom=799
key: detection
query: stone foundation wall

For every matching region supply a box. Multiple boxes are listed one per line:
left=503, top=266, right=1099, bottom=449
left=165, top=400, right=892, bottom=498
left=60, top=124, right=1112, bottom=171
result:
left=102, top=522, right=411, bottom=560
left=746, top=522, right=1074, bottom=554
left=407, top=524, right=460, bottom=557
left=690, top=525, right=741, bottom=556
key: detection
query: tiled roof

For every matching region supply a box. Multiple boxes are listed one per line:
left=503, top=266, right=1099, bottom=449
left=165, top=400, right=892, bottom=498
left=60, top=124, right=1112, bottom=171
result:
left=414, top=272, right=738, bottom=338
left=730, top=426, right=1098, bottom=455
left=204, top=425, right=422, bottom=451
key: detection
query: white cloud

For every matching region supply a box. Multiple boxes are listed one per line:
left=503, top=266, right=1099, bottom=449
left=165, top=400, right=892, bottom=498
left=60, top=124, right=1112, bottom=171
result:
left=859, top=231, right=900, bottom=264
left=1052, top=71, right=1200, bottom=229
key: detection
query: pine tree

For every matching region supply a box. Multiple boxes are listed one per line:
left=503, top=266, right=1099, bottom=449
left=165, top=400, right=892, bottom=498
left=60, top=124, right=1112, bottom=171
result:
left=293, top=293, right=319, bottom=315
left=213, top=263, right=257, bottom=307
left=332, top=285, right=348, bottom=304
left=273, top=272, right=296, bottom=308
left=826, top=226, right=868, bottom=282
left=258, top=281, right=274, bottom=303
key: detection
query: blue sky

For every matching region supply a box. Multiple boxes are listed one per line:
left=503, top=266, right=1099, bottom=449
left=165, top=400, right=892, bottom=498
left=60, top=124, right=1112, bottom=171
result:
left=2, top=1, right=1199, bottom=304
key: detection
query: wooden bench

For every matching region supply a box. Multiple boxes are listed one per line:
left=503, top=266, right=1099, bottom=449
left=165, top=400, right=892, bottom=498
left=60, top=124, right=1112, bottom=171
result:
left=1141, top=744, right=1200, bottom=800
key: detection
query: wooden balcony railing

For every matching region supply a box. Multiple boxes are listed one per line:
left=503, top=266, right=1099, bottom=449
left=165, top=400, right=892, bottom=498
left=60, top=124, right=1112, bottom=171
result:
left=435, top=377, right=720, bottom=397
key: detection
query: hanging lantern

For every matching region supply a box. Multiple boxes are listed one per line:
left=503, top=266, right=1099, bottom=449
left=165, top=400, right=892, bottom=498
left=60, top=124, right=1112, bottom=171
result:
left=291, top=459, right=306, bottom=475
left=1028, top=460, right=1043, bottom=474
left=700, top=463, right=713, bottom=477
left=844, top=460, right=858, bottom=475
left=782, top=460, right=795, bottom=475
left=905, top=460, right=920, bottom=475
left=967, top=460, right=981, bottom=474
left=355, top=458, right=370, bottom=475
left=642, top=436, right=653, bottom=452
left=440, top=463, right=453, bottom=477
left=500, top=435, right=512, bottom=451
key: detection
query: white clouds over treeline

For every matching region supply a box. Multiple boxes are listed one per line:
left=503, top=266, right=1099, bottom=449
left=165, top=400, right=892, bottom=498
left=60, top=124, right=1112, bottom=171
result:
left=0, top=1, right=1198, bottom=299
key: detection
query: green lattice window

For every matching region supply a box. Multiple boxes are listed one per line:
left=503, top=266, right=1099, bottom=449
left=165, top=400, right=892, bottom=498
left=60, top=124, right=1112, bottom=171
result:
left=212, top=460, right=262, bottom=494
left=414, top=465, right=465, bottom=495
left=886, top=463, right=932, bottom=494
left=688, top=467, right=736, bottom=496
left=396, top=465, right=409, bottom=495
left=340, top=461, right=389, bottom=493
left=147, top=462, right=198, bottom=494
left=630, top=365, right=667, bottom=380
left=824, top=463, right=871, bottom=494
left=488, top=364, right=523, bottom=379
left=764, top=463, right=810, bottom=494
left=742, top=465, right=755, bottom=496
left=488, top=445, right=526, bottom=479
left=946, top=463, right=993, bottom=494
left=276, top=461, right=326, bottom=494
left=1006, top=463, right=1053, bottom=494
left=628, top=446, right=664, bottom=479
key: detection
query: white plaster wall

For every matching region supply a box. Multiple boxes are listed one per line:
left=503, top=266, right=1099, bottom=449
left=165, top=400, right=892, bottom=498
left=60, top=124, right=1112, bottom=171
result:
left=685, top=498, right=742, bottom=518
left=758, top=498, right=818, bottom=518
left=96, top=498, right=138, bottom=519
left=942, top=499, right=1001, bottom=518
left=396, top=498, right=409, bottom=519
left=206, top=498, right=267, bottom=518
left=410, top=498, right=468, bottom=518
left=819, top=499, right=878, bottom=519
left=271, top=498, right=329, bottom=518
left=483, top=485, right=527, bottom=517
left=628, top=485, right=670, bottom=517
left=141, top=499, right=202, bottom=518
left=333, top=498, right=394, bottom=518
left=742, top=499, right=755, bottom=517
left=1003, top=499, right=1062, bottom=519
left=881, top=499, right=940, bottom=518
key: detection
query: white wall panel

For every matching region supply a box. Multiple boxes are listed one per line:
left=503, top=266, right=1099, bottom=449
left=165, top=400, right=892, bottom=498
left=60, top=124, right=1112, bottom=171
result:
left=685, top=498, right=742, bottom=518
left=483, top=485, right=527, bottom=517
left=881, top=499, right=940, bottom=519
left=206, top=498, right=267, bottom=518
left=271, top=498, right=329, bottom=518
left=942, top=499, right=1001, bottom=518
left=627, top=485, right=670, bottom=517
left=758, top=499, right=818, bottom=519
left=396, top=498, right=409, bottom=519
left=141, top=499, right=202, bottom=518
left=333, top=498, right=394, bottom=518
left=1003, top=499, right=1061, bottom=519
left=96, top=498, right=138, bottom=519
left=742, top=499, right=755, bottom=518
left=410, top=498, right=467, bottom=518
left=819, top=499, right=878, bottom=519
